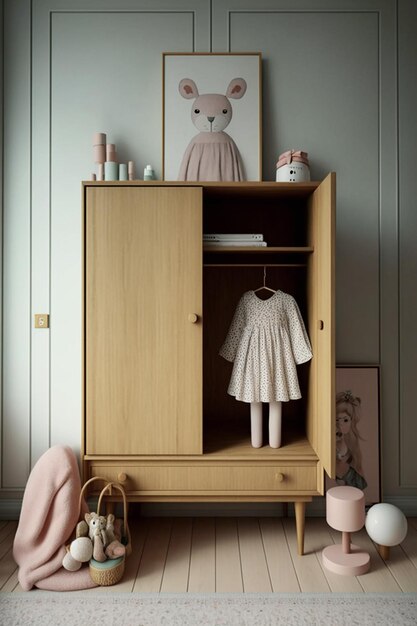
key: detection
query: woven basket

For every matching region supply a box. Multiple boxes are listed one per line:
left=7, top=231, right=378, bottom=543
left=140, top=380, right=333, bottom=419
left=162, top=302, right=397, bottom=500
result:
left=78, top=477, right=131, bottom=586
left=89, top=556, right=125, bottom=586
left=96, top=481, right=132, bottom=557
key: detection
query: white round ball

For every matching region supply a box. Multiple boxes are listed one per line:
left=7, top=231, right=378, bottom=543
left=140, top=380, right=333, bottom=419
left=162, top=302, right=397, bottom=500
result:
left=63, top=551, right=82, bottom=572
left=365, top=503, right=407, bottom=546
left=70, top=536, right=93, bottom=563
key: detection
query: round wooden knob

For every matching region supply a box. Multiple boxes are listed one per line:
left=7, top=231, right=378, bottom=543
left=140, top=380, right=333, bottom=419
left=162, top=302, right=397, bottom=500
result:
left=188, top=313, right=198, bottom=323
left=275, top=472, right=284, bottom=482
left=117, top=472, right=127, bottom=483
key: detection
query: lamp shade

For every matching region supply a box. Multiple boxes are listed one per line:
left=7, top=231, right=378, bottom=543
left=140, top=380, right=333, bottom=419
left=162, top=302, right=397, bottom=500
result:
left=326, top=486, right=365, bottom=532
left=365, top=503, right=408, bottom=547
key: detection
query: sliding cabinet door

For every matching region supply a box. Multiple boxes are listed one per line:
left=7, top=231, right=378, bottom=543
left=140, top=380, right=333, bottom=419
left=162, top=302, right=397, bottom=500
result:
left=85, top=186, right=203, bottom=455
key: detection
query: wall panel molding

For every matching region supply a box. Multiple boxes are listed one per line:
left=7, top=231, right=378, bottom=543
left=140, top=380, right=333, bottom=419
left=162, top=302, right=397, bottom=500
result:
left=2, top=0, right=32, bottom=488
left=2, top=0, right=416, bottom=500
left=2, top=494, right=417, bottom=522
left=0, top=0, right=3, bottom=488
left=212, top=0, right=395, bottom=52
left=2, top=0, right=209, bottom=488
left=211, top=0, right=405, bottom=499
left=398, top=0, right=417, bottom=488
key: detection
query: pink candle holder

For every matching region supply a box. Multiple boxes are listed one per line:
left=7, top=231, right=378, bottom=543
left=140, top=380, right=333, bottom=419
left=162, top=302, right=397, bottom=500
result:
left=92, top=132, right=106, bottom=164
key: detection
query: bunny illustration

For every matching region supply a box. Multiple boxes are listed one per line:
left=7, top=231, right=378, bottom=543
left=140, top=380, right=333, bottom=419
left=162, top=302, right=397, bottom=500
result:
left=178, top=77, right=247, bottom=181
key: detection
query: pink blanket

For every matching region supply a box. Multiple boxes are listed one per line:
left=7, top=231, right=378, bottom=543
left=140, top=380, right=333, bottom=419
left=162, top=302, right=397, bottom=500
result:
left=13, top=445, right=97, bottom=591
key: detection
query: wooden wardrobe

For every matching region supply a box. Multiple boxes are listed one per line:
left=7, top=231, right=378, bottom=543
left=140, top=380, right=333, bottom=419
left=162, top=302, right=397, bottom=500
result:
left=82, top=174, right=335, bottom=555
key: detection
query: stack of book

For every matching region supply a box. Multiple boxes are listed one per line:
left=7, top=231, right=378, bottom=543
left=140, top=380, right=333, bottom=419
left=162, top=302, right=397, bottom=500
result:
left=203, top=234, right=267, bottom=247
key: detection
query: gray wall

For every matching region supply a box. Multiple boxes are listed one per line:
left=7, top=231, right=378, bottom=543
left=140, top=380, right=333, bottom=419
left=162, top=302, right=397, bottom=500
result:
left=1, top=0, right=416, bottom=515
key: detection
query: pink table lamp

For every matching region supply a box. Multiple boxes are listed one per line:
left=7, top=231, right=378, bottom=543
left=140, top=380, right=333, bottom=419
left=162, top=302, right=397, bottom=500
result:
left=322, top=486, right=370, bottom=576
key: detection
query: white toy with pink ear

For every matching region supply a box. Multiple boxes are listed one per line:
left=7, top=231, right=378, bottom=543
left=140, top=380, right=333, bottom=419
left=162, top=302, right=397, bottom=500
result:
left=178, top=77, right=247, bottom=181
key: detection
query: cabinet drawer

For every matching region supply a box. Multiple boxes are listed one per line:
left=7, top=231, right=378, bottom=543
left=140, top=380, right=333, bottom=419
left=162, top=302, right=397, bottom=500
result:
left=88, top=462, right=318, bottom=494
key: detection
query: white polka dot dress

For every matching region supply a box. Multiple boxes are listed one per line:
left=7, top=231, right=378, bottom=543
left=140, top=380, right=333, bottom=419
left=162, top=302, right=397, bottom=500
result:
left=219, top=290, right=313, bottom=403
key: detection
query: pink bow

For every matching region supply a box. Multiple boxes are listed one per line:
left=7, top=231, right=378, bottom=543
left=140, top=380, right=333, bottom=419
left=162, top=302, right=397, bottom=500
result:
left=276, top=150, right=309, bottom=169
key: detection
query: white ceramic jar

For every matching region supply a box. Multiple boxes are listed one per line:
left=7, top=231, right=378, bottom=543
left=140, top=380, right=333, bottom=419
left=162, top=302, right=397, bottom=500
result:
left=276, top=150, right=310, bottom=182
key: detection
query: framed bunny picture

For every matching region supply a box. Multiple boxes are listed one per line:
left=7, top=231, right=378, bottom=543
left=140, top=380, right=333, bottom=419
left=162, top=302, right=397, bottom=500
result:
left=162, top=52, right=262, bottom=181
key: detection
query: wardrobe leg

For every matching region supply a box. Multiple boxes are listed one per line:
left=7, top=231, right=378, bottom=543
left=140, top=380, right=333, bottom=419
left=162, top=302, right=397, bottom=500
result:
left=294, top=501, right=306, bottom=556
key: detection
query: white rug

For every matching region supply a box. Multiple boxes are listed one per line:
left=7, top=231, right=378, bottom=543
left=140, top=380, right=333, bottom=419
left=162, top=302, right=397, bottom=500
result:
left=1, top=592, right=416, bottom=626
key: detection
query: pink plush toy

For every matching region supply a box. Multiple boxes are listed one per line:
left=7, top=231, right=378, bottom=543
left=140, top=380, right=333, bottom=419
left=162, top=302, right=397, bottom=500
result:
left=104, top=516, right=126, bottom=559
left=63, top=513, right=126, bottom=570
left=178, top=77, right=247, bottom=181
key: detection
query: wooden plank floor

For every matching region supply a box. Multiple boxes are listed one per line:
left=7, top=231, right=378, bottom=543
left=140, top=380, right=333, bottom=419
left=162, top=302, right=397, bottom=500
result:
left=1, top=517, right=416, bottom=593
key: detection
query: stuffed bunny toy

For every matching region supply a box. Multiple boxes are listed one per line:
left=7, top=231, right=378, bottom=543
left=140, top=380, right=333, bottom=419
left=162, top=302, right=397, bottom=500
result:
left=178, top=77, right=247, bottom=181
left=85, top=512, right=108, bottom=544
left=62, top=515, right=126, bottom=570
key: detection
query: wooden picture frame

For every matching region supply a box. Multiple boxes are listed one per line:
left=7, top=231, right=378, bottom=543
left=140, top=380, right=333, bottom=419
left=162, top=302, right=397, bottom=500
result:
left=326, top=365, right=381, bottom=505
left=162, top=52, right=262, bottom=181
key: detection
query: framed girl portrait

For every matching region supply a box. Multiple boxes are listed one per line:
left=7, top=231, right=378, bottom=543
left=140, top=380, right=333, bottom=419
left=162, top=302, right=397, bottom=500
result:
left=162, top=52, right=262, bottom=182
left=326, top=366, right=381, bottom=505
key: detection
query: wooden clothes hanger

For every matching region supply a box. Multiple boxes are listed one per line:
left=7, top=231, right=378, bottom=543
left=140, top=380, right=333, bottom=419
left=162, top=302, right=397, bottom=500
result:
left=254, top=266, right=276, bottom=294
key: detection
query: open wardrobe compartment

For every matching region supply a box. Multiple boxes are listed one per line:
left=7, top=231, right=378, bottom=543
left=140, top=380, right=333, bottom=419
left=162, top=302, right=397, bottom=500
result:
left=82, top=174, right=335, bottom=554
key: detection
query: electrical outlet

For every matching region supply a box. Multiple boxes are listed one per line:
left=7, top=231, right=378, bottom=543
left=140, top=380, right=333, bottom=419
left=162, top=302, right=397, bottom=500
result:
left=34, top=314, right=49, bottom=329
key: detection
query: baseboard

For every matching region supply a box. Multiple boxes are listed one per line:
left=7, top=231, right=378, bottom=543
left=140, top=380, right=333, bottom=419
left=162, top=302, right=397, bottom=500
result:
left=382, top=496, right=417, bottom=516
left=138, top=502, right=291, bottom=517
left=0, top=498, right=22, bottom=520
left=1, top=495, right=416, bottom=521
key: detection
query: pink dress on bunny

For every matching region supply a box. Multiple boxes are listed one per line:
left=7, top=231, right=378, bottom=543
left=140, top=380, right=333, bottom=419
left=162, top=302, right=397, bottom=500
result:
left=177, top=77, right=247, bottom=182
left=178, top=131, right=244, bottom=181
